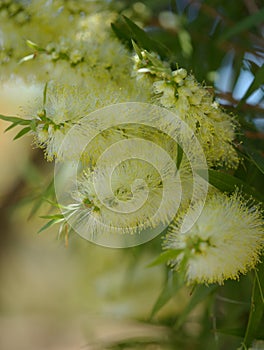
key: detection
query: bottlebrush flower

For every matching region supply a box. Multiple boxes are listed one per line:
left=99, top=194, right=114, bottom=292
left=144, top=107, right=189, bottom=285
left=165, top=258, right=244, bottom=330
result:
left=30, top=79, right=151, bottom=161
left=164, top=192, right=264, bottom=285
left=133, top=49, right=239, bottom=169
left=65, top=147, right=181, bottom=238
left=31, top=84, right=90, bottom=161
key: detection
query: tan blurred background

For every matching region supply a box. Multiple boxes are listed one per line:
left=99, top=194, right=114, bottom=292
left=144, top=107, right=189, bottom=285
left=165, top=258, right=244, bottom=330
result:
left=0, top=80, right=180, bottom=350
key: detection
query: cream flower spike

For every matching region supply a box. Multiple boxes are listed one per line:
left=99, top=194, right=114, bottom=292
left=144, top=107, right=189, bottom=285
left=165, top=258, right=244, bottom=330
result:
left=67, top=151, right=181, bottom=237
left=30, top=79, right=151, bottom=161
left=31, top=84, right=91, bottom=161
left=164, top=192, right=264, bottom=285
left=133, top=49, right=239, bottom=169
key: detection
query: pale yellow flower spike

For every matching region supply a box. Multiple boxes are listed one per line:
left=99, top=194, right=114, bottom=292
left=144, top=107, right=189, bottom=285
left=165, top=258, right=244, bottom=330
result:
left=133, top=50, right=239, bottom=169
left=165, top=192, right=264, bottom=285
left=69, top=153, right=180, bottom=236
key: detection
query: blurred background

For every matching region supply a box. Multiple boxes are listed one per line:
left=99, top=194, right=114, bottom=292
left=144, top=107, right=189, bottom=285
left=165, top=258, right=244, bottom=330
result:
left=0, top=1, right=263, bottom=349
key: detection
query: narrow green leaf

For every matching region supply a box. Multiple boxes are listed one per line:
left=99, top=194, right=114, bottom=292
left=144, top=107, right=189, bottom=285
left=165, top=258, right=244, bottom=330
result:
left=122, top=15, right=153, bottom=50
left=243, top=144, right=264, bottom=176
left=197, top=169, right=264, bottom=202
left=29, top=200, right=44, bottom=221
left=208, top=169, right=247, bottom=192
left=0, top=114, right=25, bottom=124
left=13, top=127, right=31, bottom=140
left=18, top=119, right=32, bottom=125
left=0, top=115, right=32, bottom=136
left=122, top=16, right=171, bottom=58
left=151, top=286, right=173, bottom=319
left=147, top=249, right=183, bottom=268
left=242, top=262, right=264, bottom=348
left=150, top=271, right=184, bottom=318
left=28, top=179, right=55, bottom=220
left=143, top=50, right=163, bottom=67
left=5, top=123, right=20, bottom=132
left=255, top=269, right=264, bottom=304
left=38, top=218, right=64, bottom=233
left=111, top=22, right=131, bottom=44
left=175, top=284, right=218, bottom=328
left=44, top=199, right=68, bottom=210
left=142, top=50, right=171, bottom=75
left=40, top=214, right=64, bottom=220
left=220, top=7, right=264, bottom=41
left=132, top=39, right=143, bottom=59
left=176, top=144, right=183, bottom=169
left=43, top=82, right=48, bottom=107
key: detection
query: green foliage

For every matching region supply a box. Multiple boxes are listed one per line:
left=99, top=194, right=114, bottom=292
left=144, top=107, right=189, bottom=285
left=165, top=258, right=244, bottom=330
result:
left=0, top=114, right=31, bottom=128
left=150, top=269, right=184, bottom=318
left=242, top=143, right=264, bottom=176
left=147, top=250, right=182, bottom=268
left=28, top=178, right=55, bottom=220
left=38, top=214, right=65, bottom=234
left=111, top=15, right=171, bottom=59
left=219, top=8, right=264, bottom=42
left=175, top=284, right=218, bottom=329
left=242, top=262, right=264, bottom=349
left=197, top=169, right=264, bottom=203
